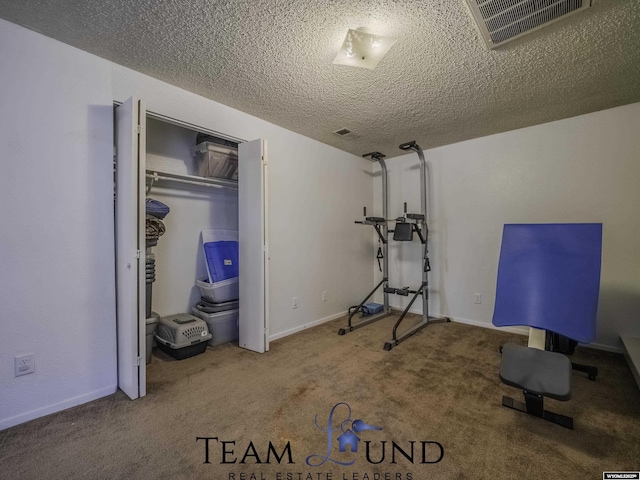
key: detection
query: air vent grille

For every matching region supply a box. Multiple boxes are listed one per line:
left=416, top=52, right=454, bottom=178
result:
left=333, top=128, right=352, bottom=136
left=465, top=0, right=592, bottom=48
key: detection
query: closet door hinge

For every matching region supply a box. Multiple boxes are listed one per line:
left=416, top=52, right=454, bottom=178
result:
left=135, top=356, right=143, bottom=366
left=136, top=124, right=143, bottom=134
left=135, top=250, right=143, bottom=259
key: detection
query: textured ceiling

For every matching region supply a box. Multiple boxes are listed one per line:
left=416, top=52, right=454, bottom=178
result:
left=1, top=0, right=639, bottom=157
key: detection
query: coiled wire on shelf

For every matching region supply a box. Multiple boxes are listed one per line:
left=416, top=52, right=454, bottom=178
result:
left=145, top=208, right=168, bottom=317
left=144, top=198, right=170, bottom=319
left=146, top=214, right=166, bottom=239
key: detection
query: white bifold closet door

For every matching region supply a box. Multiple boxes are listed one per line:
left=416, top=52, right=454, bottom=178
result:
left=115, top=97, right=269, bottom=401
left=115, top=97, right=147, bottom=400
left=238, top=139, right=269, bottom=353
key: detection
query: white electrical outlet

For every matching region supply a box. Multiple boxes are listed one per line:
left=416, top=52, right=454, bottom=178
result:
left=322, top=291, right=327, bottom=302
left=292, top=297, right=298, bottom=309
left=474, top=293, right=482, bottom=304
left=14, top=353, right=35, bottom=377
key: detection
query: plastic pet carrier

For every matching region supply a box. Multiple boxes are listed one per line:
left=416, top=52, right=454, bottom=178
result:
left=155, top=314, right=212, bottom=360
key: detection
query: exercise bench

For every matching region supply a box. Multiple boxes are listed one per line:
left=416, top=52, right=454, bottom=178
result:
left=492, top=223, right=603, bottom=429
left=499, top=343, right=573, bottom=429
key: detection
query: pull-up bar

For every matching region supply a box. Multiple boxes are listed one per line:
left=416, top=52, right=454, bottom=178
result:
left=338, top=141, right=450, bottom=350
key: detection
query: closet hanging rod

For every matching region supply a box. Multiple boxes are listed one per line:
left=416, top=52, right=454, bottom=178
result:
left=145, top=170, right=237, bottom=193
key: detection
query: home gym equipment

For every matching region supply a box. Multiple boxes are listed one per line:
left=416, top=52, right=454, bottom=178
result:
left=338, top=142, right=450, bottom=351
left=499, top=343, right=574, bottom=428
left=338, top=151, right=393, bottom=334
left=492, top=223, right=603, bottom=428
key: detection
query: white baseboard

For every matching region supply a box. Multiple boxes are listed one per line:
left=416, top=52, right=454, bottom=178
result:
left=621, top=336, right=640, bottom=390
left=0, top=384, right=117, bottom=431
left=584, top=342, right=623, bottom=354
left=389, top=303, right=530, bottom=336
left=450, top=315, right=530, bottom=337
left=267, top=304, right=624, bottom=354
left=269, top=311, right=348, bottom=342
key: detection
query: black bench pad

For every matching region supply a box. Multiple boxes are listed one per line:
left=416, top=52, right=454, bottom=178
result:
left=500, top=343, right=572, bottom=401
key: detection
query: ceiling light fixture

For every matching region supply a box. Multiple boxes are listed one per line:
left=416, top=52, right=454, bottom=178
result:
left=333, top=29, right=397, bottom=70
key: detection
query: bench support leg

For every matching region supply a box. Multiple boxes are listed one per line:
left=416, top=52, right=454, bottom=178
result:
left=502, top=392, right=574, bottom=429
left=571, top=362, right=598, bottom=381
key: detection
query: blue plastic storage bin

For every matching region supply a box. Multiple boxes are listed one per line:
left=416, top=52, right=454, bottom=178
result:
left=201, top=229, right=238, bottom=284
left=204, top=241, right=239, bottom=282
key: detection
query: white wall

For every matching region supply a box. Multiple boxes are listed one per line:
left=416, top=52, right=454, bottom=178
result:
left=0, top=20, right=117, bottom=428
left=375, top=102, right=640, bottom=351
left=0, top=19, right=373, bottom=429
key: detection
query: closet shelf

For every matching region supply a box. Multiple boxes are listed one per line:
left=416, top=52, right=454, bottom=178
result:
left=146, top=169, right=237, bottom=193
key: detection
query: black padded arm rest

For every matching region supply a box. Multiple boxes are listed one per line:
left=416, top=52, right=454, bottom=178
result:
left=499, top=343, right=572, bottom=401
left=393, top=222, right=413, bottom=241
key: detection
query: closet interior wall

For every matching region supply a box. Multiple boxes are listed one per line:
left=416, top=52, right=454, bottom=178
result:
left=145, top=117, right=238, bottom=317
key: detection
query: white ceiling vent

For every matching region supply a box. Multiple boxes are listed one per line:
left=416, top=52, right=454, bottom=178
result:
left=333, top=127, right=353, bottom=137
left=465, top=0, right=593, bottom=48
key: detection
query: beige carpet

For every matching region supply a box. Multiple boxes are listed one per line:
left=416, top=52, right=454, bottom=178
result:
left=1, top=315, right=639, bottom=480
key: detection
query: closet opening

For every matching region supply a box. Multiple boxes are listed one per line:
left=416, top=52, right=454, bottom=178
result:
left=144, top=116, right=240, bottom=365
left=114, top=98, right=269, bottom=400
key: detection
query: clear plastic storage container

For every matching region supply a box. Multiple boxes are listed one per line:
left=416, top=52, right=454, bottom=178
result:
left=196, top=277, right=239, bottom=303
left=191, top=308, right=239, bottom=346
left=191, top=142, right=238, bottom=180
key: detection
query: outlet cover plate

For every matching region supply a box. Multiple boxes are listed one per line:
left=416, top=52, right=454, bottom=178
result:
left=14, top=353, right=35, bottom=377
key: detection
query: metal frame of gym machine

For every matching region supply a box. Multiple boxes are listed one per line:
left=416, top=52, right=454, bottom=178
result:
left=338, top=141, right=450, bottom=350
